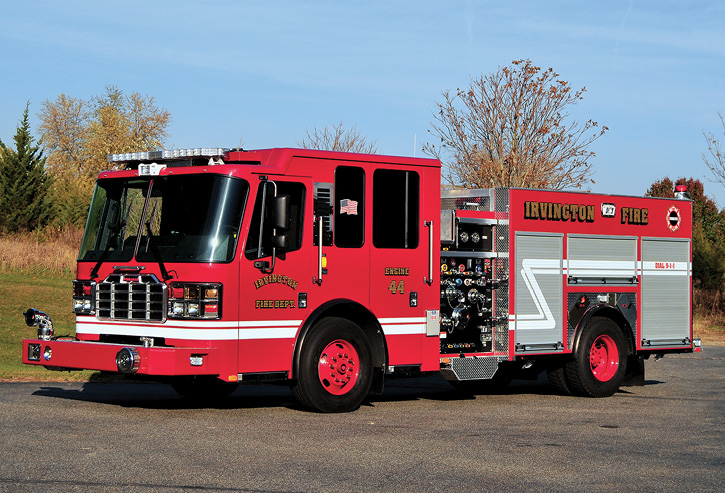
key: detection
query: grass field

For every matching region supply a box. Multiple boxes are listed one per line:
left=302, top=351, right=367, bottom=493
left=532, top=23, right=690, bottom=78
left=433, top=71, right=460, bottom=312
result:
left=0, top=272, right=96, bottom=381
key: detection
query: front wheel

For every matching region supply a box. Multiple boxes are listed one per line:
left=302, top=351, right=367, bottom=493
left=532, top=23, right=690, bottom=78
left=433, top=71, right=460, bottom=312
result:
left=292, top=317, right=373, bottom=413
left=565, top=317, right=628, bottom=397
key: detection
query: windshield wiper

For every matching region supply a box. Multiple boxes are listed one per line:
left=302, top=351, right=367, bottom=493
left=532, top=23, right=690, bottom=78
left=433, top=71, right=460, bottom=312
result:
left=144, top=206, right=172, bottom=281
left=90, top=198, right=134, bottom=280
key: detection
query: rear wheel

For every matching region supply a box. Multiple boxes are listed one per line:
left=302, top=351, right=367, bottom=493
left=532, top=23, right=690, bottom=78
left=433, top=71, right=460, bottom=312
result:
left=292, top=317, right=373, bottom=413
left=565, top=317, right=628, bottom=397
left=171, top=376, right=238, bottom=400
left=546, top=361, right=573, bottom=396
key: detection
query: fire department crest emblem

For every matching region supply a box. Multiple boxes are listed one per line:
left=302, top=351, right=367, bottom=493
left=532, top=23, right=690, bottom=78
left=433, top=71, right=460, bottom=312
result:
left=667, top=205, right=681, bottom=232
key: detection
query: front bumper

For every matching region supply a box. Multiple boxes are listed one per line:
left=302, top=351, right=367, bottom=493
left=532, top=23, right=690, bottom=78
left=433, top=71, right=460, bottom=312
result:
left=22, top=338, right=220, bottom=376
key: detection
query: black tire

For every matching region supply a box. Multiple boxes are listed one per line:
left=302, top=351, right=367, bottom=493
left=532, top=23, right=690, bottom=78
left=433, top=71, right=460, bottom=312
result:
left=546, top=361, right=574, bottom=396
left=565, top=317, right=628, bottom=397
left=171, top=376, right=239, bottom=400
left=448, top=370, right=512, bottom=394
left=292, top=317, right=373, bottom=413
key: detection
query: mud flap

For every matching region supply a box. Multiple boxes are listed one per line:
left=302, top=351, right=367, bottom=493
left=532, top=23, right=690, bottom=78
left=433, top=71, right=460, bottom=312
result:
left=369, top=366, right=385, bottom=395
left=622, top=355, right=645, bottom=386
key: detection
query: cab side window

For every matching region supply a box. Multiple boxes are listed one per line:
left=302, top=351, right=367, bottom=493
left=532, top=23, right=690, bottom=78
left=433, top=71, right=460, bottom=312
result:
left=245, top=181, right=305, bottom=260
left=373, top=169, right=419, bottom=249
left=334, top=166, right=365, bottom=248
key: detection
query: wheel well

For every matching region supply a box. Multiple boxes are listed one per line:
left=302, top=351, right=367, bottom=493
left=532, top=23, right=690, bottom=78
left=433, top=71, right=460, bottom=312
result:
left=292, top=299, right=387, bottom=379
left=572, top=305, right=635, bottom=355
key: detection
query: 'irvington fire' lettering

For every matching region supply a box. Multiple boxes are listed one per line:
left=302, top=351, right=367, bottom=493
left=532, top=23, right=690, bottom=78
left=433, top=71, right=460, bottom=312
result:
left=524, top=201, right=595, bottom=223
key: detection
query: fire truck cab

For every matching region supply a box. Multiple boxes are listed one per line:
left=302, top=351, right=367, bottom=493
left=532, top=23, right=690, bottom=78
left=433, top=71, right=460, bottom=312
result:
left=21, top=147, right=698, bottom=412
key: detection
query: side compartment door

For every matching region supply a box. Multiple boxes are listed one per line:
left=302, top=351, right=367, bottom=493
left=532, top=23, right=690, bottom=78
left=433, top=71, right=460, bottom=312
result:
left=641, top=237, right=691, bottom=347
left=514, top=232, right=564, bottom=352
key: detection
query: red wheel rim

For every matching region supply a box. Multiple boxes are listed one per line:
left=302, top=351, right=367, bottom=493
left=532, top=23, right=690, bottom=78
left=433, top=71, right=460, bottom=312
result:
left=589, top=334, right=619, bottom=382
left=317, top=339, right=360, bottom=395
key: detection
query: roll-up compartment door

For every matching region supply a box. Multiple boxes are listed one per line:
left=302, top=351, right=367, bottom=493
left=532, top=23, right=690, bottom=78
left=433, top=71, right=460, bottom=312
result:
left=641, top=238, right=691, bottom=346
left=514, top=233, right=563, bottom=351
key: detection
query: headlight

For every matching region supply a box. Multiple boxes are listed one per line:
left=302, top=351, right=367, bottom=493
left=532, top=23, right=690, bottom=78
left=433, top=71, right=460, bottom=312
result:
left=72, top=280, right=96, bottom=315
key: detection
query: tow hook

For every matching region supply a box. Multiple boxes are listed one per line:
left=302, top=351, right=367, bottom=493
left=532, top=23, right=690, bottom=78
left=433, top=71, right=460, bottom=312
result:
left=24, top=308, right=54, bottom=340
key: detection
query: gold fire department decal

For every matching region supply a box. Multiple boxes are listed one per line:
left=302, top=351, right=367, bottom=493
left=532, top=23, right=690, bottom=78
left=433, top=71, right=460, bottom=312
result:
left=385, top=267, right=410, bottom=276
left=254, top=274, right=298, bottom=290
left=524, top=201, right=595, bottom=223
left=255, top=300, right=296, bottom=309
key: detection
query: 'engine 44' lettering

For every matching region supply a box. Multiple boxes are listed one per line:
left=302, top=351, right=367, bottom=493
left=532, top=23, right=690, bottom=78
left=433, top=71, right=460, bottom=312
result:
left=388, top=280, right=405, bottom=294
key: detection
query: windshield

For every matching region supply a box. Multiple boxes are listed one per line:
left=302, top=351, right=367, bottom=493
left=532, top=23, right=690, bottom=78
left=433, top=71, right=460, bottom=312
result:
left=79, top=175, right=249, bottom=263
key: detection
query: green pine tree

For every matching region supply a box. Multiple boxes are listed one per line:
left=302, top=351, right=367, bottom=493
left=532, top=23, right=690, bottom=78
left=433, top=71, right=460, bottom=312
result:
left=0, top=103, right=55, bottom=232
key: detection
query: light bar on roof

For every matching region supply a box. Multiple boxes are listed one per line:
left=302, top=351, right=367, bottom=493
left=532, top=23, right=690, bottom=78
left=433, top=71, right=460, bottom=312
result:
left=107, top=148, right=229, bottom=163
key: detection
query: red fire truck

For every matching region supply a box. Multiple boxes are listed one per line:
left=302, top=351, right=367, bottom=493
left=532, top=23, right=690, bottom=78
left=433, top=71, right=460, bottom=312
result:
left=21, top=147, right=699, bottom=412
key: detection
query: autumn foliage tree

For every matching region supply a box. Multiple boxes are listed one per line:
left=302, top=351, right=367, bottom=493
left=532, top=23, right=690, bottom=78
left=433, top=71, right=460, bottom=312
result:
left=298, top=122, right=378, bottom=154
left=38, top=86, right=171, bottom=226
left=424, top=60, right=607, bottom=189
left=646, top=177, right=725, bottom=294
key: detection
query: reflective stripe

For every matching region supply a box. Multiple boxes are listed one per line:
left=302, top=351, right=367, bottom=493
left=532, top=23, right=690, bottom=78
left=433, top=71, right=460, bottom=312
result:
left=238, top=320, right=301, bottom=339
left=380, top=317, right=426, bottom=335
left=76, top=316, right=430, bottom=340
left=76, top=322, right=238, bottom=341
left=76, top=318, right=303, bottom=341
left=567, top=259, right=637, bottom=279
left=641, top=261, right=689, bottom=276
left=238, top=327, right=299, bottom=339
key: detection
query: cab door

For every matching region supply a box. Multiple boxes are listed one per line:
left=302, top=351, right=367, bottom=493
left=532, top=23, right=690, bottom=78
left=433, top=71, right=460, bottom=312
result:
left=368, top=167, right=439, bottom=370
left=237, top=176, right=313, bottom=374
left=310, top=164, right=370, bottom=310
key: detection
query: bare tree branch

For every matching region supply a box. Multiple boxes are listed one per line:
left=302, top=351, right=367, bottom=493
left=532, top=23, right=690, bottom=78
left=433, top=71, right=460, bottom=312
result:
left=703, top=112, right=725, bottom=186
left=298, top=122, right=378, bottom=154
left=423, top=60, right=607, bottom=190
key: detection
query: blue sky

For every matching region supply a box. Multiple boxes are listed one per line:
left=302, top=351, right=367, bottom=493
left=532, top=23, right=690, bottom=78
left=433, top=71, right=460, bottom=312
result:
left=2, top=1, right=725, bottom=204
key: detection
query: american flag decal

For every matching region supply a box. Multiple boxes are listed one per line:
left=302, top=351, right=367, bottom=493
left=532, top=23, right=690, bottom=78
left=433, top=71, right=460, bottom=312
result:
left=340, top=199, right=358, bottom=215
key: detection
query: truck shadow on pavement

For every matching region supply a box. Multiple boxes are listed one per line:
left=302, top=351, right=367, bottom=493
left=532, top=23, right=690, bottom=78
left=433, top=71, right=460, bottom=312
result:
left=30, top=372, right=666, bottom=411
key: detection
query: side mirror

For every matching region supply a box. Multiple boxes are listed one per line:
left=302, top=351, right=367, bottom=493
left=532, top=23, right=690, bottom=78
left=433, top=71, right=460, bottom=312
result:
left=272, top=234, right=289, bottom=250
left=273, top=195, right=290, bottom=231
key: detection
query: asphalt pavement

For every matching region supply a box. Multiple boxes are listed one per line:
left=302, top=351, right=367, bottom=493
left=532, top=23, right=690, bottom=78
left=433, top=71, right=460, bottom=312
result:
left=1, top=346, right=723, bottom=492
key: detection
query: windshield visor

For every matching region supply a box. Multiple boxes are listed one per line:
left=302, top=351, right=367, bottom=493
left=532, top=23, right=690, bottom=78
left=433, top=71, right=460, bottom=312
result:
left=79, top=175, right=249, bottom=263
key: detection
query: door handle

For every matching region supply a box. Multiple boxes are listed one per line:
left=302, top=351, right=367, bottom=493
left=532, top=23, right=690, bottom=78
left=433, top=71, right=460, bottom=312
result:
left=313, top=215, right=323, bottom=285
left=424, top=220, right=433, bottom=286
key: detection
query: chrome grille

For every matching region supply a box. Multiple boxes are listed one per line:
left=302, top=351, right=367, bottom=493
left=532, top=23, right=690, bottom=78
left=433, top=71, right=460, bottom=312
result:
left=96, top=274, right=166, bottom=322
